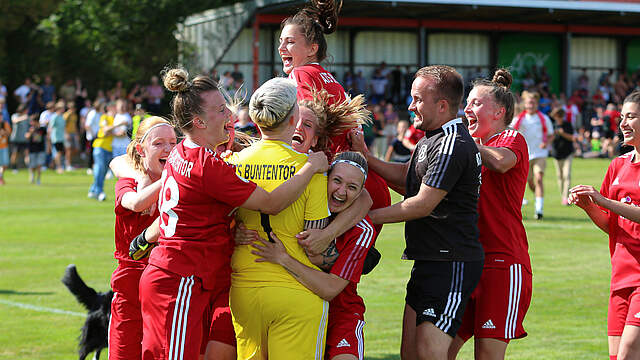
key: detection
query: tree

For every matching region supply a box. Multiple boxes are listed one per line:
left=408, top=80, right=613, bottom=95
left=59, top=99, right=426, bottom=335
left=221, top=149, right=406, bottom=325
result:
left=0, top=0, right=238, bottom=109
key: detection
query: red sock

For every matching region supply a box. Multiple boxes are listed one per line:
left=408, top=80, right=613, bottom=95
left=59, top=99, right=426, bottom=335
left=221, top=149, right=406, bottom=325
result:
left=610, top=355, right=617, bottom=360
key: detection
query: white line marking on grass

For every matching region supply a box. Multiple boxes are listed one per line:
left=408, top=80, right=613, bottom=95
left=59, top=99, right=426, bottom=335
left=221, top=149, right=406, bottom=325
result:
left=0, top=298, right=85, bottom=317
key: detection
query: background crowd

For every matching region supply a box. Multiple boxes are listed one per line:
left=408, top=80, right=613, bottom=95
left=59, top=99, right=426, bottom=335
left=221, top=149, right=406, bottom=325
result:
left=1, top=63, right=638, bottom=190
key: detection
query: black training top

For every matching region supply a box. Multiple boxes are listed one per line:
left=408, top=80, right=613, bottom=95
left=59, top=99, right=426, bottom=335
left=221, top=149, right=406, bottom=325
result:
left=403, top=118, right=484, bottom=262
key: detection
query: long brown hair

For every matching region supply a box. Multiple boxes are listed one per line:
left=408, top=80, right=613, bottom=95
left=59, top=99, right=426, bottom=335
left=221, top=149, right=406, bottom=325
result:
left=162, top=67, right=219, bottom=133
left=472, top=68, right=516, bottom=127
left=282, top=0, right=342, bottom=63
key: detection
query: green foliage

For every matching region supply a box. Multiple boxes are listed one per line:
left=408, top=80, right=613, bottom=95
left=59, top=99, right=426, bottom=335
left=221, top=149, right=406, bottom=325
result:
left=0, top=0, right=238, bottom=100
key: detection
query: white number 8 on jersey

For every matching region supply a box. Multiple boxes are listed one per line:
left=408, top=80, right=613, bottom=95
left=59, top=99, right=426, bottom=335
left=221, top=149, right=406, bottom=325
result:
left=159, top=169, right=180, bottom=237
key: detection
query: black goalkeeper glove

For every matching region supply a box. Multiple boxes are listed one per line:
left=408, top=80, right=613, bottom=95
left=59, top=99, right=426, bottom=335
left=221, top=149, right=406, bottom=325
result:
left=361, top=247, right=381, bottom=275
left=129, top=229, right=157, bottom=260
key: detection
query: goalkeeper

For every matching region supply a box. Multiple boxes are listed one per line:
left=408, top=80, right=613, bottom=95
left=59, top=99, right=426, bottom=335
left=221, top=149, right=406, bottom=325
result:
left=106, top=116, right=177, bottom=360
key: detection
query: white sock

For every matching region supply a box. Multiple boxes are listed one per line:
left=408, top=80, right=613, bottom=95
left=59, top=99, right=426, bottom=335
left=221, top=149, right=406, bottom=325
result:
left=535, top=197, right=544, bottom=214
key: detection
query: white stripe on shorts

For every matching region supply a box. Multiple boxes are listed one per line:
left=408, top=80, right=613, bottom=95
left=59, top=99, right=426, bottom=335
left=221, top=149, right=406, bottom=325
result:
left=435, top=262, right=464, bottom=333
left=168, top=276, right=194, bottom=360
left=505, top=264, right=522, bottom=339
left=356, top=319, right=365, bottom=360
left=315, top=300, right=329, bottom=360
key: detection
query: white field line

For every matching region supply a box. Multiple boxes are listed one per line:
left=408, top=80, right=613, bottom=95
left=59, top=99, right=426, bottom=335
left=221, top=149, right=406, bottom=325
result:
left=0, top=298, right=85, bottom=317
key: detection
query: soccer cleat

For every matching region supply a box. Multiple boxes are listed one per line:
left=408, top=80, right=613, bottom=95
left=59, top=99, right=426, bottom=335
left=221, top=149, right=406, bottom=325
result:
left=87, top=191, right=97, bottom=199
left=98, top=193, right=106, bottom=202
left=534, top=212, right=543, bottom=220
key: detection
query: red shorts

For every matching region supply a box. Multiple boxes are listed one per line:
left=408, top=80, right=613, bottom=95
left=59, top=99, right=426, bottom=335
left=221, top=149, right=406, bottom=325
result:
left=109, top=265, right=145, bottom=360
left=608, top=287, right=640, bottom=336
left=204, top=289, right=236, bottom=348
left=139, top=264, right=214, bottom=360
left=325, top=314, right=365, bottom=360
left=458, top=263, right=532, bottom=342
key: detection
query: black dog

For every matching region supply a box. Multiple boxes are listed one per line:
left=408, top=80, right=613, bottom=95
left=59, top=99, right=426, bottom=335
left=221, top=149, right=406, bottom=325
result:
left=61, top=264, right=113, bottom=360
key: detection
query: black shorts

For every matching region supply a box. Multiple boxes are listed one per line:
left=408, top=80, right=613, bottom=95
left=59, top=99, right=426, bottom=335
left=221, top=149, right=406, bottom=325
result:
left=405, top=260, right=483, bottom=337
left=11, top=142, right=28, bottom=152
left=53, top=142, right=64, bottom=152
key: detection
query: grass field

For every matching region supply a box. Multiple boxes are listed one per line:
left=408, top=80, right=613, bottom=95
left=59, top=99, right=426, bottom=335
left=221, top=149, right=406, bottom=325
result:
left=0, top=157, right=613, bottom=359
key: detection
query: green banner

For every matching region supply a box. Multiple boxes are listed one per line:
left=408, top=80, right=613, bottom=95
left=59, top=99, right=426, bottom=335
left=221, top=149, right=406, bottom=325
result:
left=497, top=34, right=561, bottom=94
left=627, top=39, right=640, bottom=75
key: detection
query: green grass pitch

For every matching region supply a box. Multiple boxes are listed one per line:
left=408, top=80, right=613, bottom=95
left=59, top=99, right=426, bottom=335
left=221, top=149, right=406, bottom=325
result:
left=0, top=157, right=613, bottom=359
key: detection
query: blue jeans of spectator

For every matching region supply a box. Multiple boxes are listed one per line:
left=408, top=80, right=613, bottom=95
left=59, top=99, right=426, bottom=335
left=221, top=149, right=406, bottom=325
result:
left=90, top=147, right=112, bottom=195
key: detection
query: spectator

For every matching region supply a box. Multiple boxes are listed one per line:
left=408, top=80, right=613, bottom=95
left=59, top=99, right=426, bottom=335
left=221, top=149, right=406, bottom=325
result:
left=220, top=71, right=234, bottom=91
left=384, top=119, right=411, bottom=162
left=39, top=102, right=55, bottom=127
left=234, top=106, right=258, bottom=137
left=549, top=108, right=575, bottom=205
left=127, top=83, right=145, bottom=107
left=521, top=72, right=535, bottom=91
left=511, top=90, right=554, bottom=220
left=111, top=80, right=127, bottom=100
left=0, top=78, right=7, bottom=103
left=564, top=98, right=581, bottom=127
left=0, top=98, right=8, bottom=124
left=369, top=69, right=388, bottom=104
left=63, top=101, right=79, bottom=170
left=538, top=90, right=552, bottom=114
left=59, top=79, right=76, bottom=103
left=354, top=70, right=367, bottom=96
left=593, top=88, right=606, bottom=108
left=41, top=75, right=56, bottom=104
left=9, top=104, right=29, bottom=171
left=578, top=68, right=590, bottom=91
left=84, top=101, right=103, bottom=175
left=0, top=79, right=8, bottom=122
left=131, top=103, right=150, bottom=139
left=390, top=66, right=404, bottom=103
left=89, top=102, right=116, bottom=201
left=0, top=116, right=10, bottom=184
left=111, top=99, right=132, bottom=158
left=145, top=75, right=164, bottom=114
left=615, top=74, right=629, bottom=103
left=14, top=78, right=32, bottom=105
left=25, top=115, right=46, bottom=184
left=49, top=101, right=66, bottom=174
left=231, top=63, right=244, bottom=85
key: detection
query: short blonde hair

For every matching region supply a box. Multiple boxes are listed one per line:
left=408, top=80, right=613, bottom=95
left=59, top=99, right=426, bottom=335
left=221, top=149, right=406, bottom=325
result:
left=249, top=78, right=297, bottom=132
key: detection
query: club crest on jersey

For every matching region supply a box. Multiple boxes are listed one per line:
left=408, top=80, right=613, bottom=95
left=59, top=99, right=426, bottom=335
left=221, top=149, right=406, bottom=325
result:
left=417, top=145, right=427, bottom=162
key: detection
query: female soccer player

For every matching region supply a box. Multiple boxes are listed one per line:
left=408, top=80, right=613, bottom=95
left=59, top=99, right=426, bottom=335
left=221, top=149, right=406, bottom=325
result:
left=138, top=68, right=328, bottom=360
left=109, top=116, right=177, bottom=360
left=279, top=0, right=390, bottom=253
left=570, top=91, right=640, bottom=360
left=449, top=69, right=532, bottom=360
left=250, top=151, right=376, bottom=360
left=228, top=77, right=333, bottom=360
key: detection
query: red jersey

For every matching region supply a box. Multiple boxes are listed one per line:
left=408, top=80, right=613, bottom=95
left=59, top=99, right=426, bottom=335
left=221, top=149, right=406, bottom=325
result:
left=290, top=63, right=391, bottom=216
left=329, top=216, right=377, bottom=319
left=404, top=125, right=425, bottom=146
left=604, top=109, right=621, bottom=132
left=114, top=177, right=159, bottom=268
left=478, top=130, right=531, bottom=271
left=150, top=139, right=257, bottom=290
left=600, top=152, right=640, bottom=291
left=290, top=63, right=350, bottom=155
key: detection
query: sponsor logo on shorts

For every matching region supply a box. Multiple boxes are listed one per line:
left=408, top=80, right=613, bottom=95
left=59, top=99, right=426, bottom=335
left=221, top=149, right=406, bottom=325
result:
left=634, top=312, right=640, bottom=319
left=422, top=308, right=436, bottom=318
left=337, top=339, right=350, bottom=348
left=482, top=319, right=496, bottom=329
